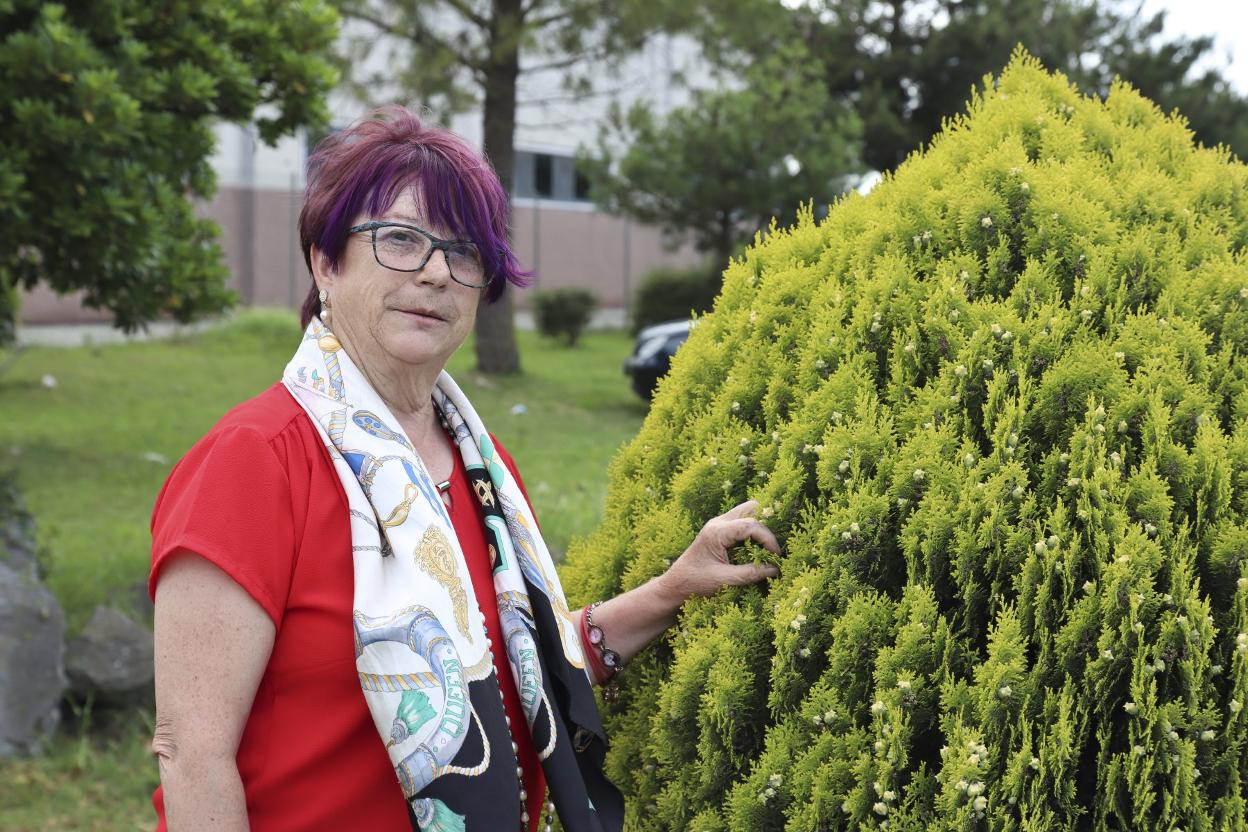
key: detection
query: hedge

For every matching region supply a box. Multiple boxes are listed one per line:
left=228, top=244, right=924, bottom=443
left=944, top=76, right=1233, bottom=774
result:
left=631, top=264, right=722, bottom=334
left=0, top=271, right=17, bottom=348
left=533, top=287, right=598, bottom=346
left=564, top=51, right=1248, bottom=831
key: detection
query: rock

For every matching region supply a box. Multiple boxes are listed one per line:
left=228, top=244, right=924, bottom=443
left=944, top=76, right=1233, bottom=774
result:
left=0, top=478, right=38, bottom=578
left=0, top=561, right=66, bottom=757
left=64, top=606, right=153, bottom=707
left=109, top=579, right=154, bottom=628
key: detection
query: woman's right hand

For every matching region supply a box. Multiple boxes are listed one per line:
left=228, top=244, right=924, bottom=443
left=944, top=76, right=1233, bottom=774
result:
left=654, top=500, right=782, bottom=606
left=582, top=501, right=782, bottom=678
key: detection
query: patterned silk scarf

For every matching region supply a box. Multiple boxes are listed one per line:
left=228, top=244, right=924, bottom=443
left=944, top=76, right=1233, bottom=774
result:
left=282, top=319, right=622, bottom=832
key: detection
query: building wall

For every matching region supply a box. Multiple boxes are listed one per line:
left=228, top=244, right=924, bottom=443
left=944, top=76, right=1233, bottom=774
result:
left=19, top=284, right=107, bottom=325
left=19, top=187, right=699, bottom=325
left=512, top=200, right=698, bottom=307
left=209, top=184, right=308, bottom=310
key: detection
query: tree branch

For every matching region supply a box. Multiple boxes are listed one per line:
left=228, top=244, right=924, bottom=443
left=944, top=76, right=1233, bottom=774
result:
left=339, top=7, right=484, bottom=72
left=441, top=0, right=490, bottom=31
left=524, top=51, right=595, bottom=73
left=517, top=77, right=647, bottom=106
left=339, top=7, right=408, bottom=39
left=519, top=0, right=553, bottom=19
left=524, top=37, right=634, bottom=73
left=525, top=8, right=578, bottom=29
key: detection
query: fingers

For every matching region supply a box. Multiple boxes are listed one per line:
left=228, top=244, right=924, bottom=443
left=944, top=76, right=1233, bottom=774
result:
left=723, top=500, right=759, bottom=521
left=725, top=561, right=780, bottom=585
left=723, top=517, right=782, bottom=555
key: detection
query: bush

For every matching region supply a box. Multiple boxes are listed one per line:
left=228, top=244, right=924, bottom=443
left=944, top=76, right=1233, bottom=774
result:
left=631, top=264, right=721, bottom=334
left=0, top=272, right=18, bottom=348
left=564, top=51, right=1248, bottom=830
left=532, top=287, right=598, bottom=346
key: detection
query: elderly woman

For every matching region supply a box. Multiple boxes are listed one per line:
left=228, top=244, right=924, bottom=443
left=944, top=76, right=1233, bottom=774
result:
left=149, top=106, right=779, bottom=832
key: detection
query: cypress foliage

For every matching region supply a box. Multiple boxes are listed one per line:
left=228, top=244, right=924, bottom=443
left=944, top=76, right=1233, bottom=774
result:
left=564, top=50, right=1248, bottom=830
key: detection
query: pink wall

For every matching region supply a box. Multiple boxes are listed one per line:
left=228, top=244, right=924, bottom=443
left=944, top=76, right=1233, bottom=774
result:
left=511, top=202, right=701, bottom=308
left=19, top=189, right=702, bottom=324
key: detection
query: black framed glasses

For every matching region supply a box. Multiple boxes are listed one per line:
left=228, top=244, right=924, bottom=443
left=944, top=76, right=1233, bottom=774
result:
left=347, top=220, right=492, bottom=289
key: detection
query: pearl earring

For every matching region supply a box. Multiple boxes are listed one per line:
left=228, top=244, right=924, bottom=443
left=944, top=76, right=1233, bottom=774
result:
left=318, top=289, right=331, bottom=328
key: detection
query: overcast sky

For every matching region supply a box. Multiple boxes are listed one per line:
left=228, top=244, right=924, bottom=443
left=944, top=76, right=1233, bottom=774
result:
left=1145, top=0, right=1248, bottom=93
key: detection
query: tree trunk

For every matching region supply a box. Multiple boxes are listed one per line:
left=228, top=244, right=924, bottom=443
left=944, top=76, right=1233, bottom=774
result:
left=474, top=285, right=519, bottom=373
left=713, top=213, right=736, bottom=273
left=474, top=0, right=524, bottom=374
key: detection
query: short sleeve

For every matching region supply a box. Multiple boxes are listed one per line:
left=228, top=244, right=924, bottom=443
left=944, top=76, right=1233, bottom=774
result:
left=149, top=425, right=297, bottom=627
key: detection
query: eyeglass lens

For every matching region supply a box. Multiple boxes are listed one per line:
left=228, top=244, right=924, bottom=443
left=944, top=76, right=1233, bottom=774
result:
left=374, top=225, right=487, bottom=287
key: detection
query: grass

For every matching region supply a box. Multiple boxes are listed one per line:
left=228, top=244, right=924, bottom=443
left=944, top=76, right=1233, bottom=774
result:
left=0, top=708, right=159, bottom=832
left=0, top=309, right=646, bottom=830
left=0, top=309, right=645, bottom=632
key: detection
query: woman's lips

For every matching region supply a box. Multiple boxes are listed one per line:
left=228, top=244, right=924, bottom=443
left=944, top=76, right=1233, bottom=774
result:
left=398, top=308, right=446, bottom=323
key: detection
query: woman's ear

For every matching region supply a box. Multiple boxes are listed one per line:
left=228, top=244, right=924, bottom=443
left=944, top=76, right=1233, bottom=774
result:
left=310, top=245, right=336, bottom=292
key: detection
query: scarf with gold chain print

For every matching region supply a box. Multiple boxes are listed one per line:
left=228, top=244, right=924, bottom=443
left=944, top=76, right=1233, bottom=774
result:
left=282, top=318, right=622, bottom=831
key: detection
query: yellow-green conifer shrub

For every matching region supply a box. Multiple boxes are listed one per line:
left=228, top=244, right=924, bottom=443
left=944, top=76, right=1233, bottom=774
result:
left=564, top=51, right=1248, bottom=830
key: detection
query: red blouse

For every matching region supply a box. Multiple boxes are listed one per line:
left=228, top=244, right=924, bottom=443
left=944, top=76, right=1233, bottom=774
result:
left=149, top=383, right=547, bottom=831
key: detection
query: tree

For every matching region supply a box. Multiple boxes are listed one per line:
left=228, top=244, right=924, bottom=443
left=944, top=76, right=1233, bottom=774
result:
left=0, top=1, right=340, bottom=342
left=1098, top=13, right=1248, bottom=157
left=712, top=0, right=1248, bottom=173
left=582, top=47, right=861, bottom=272
left=334, top=0, right=672, bottom=374
left=586, top=0, right=1248, bottom=269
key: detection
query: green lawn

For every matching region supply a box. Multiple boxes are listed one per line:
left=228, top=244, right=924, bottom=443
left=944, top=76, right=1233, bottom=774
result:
left=0, top=709, right=158, bottom=832
left=0, top=309, right=645, bottom=830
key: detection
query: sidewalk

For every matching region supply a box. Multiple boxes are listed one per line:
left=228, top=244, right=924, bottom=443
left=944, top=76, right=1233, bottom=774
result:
left=514, top=307, right=626, bottom=332
left=16, top=320, right=216, bottom=348
left=17, top=307, right=630, bottom=348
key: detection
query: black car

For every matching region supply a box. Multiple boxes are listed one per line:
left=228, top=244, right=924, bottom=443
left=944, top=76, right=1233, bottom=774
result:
left=623, top=319, right=692, bottom=400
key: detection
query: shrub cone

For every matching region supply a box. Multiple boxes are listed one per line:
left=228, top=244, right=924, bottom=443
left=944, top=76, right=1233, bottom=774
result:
left=563, top=50, right=1248, bottom=830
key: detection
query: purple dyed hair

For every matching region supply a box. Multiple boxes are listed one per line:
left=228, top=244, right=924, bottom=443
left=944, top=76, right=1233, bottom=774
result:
left=298, top=106, right=530, bottom=325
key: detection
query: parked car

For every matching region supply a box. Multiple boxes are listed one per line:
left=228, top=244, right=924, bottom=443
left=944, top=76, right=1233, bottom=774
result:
left=624, top=319, right=692, bottom=400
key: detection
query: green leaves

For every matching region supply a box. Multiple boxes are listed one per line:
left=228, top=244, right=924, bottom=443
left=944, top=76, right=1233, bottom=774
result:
left=0, top=0, right=339, bottom=339
left=566, top=53, right=1248, bottom=829
left=583, top=43, right=861, bottom=269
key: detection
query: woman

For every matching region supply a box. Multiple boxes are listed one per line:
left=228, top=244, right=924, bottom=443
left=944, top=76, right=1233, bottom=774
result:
left=149, top=106, right=780, bottom=832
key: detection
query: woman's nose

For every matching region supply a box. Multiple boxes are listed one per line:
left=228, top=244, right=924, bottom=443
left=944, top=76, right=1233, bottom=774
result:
left=417, top=248, right=453, bottom=285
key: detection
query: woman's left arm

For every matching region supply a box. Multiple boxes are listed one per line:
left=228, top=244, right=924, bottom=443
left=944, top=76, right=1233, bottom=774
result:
left=582, top=500, right=780, bottom=676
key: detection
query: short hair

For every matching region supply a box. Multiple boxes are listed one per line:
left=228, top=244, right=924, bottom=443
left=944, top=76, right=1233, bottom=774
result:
left=298, top=106, right=529, bottom=324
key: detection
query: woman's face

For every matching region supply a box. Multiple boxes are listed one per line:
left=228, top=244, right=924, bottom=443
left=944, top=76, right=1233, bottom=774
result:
left=314, top=189, right=483, bottom=379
